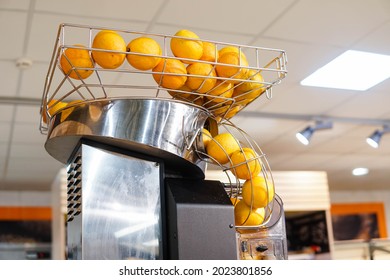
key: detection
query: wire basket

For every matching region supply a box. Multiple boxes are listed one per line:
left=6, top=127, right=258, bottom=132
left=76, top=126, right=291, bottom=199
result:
left=197, top=119, right=275, bottom=232
left=40, top=23, right=287, bottom=133
left=40, top=23, right=286, bottom=232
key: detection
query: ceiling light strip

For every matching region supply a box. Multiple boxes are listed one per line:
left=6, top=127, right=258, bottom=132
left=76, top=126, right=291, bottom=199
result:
left=239, top=111, right=390, bottom=126
left=0, top=96, right=41, bottom=106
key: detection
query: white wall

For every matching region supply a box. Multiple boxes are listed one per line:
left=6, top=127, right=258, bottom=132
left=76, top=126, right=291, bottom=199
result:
left=0, top=190, right=51, bottom=206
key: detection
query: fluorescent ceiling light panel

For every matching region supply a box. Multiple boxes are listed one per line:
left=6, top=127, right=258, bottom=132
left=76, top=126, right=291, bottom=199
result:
left=301, top=50, right=390, bottom=91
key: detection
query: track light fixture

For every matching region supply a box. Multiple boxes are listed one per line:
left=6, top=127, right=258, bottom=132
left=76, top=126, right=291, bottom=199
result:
left=240, top=111, right=390, bottom=148
left=296, top=120, right=333, bottom=145
left=366, top=125, right=390, bottom=148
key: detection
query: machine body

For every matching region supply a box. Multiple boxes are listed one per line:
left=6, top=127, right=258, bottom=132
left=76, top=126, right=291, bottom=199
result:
left=66, top=141, right=237, bottom=260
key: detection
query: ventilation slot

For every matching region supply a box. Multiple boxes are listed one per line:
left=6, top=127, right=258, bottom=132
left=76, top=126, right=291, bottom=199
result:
left=66, top=154, right=82, bottom=222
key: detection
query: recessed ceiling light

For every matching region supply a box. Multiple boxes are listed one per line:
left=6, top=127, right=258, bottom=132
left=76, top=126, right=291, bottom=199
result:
left=301, top=50, right=390, bottom=91
left=352, top=167, right=369, bottom=176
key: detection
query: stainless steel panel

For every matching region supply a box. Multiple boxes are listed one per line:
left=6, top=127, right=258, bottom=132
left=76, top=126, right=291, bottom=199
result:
left=67, top=143, right=162, bottom=260
left=45, top=98, right=209, bottom=177
left=67, top=214, right=82, bottom=259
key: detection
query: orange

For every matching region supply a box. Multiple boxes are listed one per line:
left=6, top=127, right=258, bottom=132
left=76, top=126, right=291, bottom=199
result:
left=218, top=46, right=248, bottom=60
left=185, top=62, right=217, bottom=93
left=234, top=200, right=265, bottom=226
left=200, top=41, right=218, bottom=62
left=230, top=197, right=240, bottom=206
left=233, top=70, right=266, bottom=101
left=216, top=51, right=248, bottom=82
left=230, top=147, right=261, bottom=180
left=206, top=132, right=240, bottom=165
left=42, top=99, right=67, bottom=124
left=92, top=30, right=126, bottom=69
left=194, top=97, right=204, bottom=106
left=206, top=104, right=232, bottom=120
left=59, top=44, right=94, bottom=80
left=224, top=105, right=243, bottom=119
left=205, top=101, right=230, bottom=110
left=242, top=176, right=275, bottom=209
left=126, top=37, right=162, bottom=70
left=152, top=58, right=187, bottom=89
left=207, top=103, right=242, bottom=120
left=205, top=80, right=234, bottom=103
left=170, top=29, right=203, bottom=64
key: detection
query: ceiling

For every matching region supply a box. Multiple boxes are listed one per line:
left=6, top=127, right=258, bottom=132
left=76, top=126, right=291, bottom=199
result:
left=1, top=0, right=390, bottom=192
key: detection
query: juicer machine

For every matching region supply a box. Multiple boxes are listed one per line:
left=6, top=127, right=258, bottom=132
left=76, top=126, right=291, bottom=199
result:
left=41, top=23, right=288, bottom=260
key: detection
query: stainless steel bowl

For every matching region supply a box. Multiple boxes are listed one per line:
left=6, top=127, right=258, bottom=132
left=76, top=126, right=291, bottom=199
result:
left=45, top=98, right=211, bottom=178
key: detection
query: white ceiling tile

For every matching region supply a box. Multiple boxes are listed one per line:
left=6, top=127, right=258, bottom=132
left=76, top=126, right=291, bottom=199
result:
left=236, top=92, right=277, bottom=112
left=0, top=0, right=30, bottom=9
left=34, top=0, right=165, bottom=22
left=9, top=143, right=50, bottom=159
left=0, top=123, right=11, bottom=142
left=0, top=166, right=6, bottom=184
left=257, top=84, right=358, bottom=115
left=12, top=123, right=46, bottom=144
left=0, top=61, right=21, bottom=97
left=18, top=62, right=48, bottom=99
left=5, top=157, right=63, bottom=182
left=149, top=24, right=254, bottom=47
left=233, top=116, right=303, bottom=143
left=27, top=13, right=149, bottom=62
left=371, top=77, right=390, bottom=93
left=0, top=143, right=7, bottom=158
left=0, top=105, right=15, bottom=122
left=326, top=90, right=390, bottom=119
left=251, top=37, right=344, bottom=83
left=156, top=0, right=296, bottom=35
left=264, top=0, right=390, bottom=47
left=353, top=21, right=390, bottom=55
left=261, top=129, right=316, bottom=154
left=308, top=134, right=367, bottom=155
left=6, top=157, right=60, bottom=172
left=14, top=104, right=40, bottom=124
left=0, top=11, right=27, bottom=59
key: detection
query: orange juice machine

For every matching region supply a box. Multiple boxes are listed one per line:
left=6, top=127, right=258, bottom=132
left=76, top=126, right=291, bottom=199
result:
left=40, top=24, right=288, bottom=260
